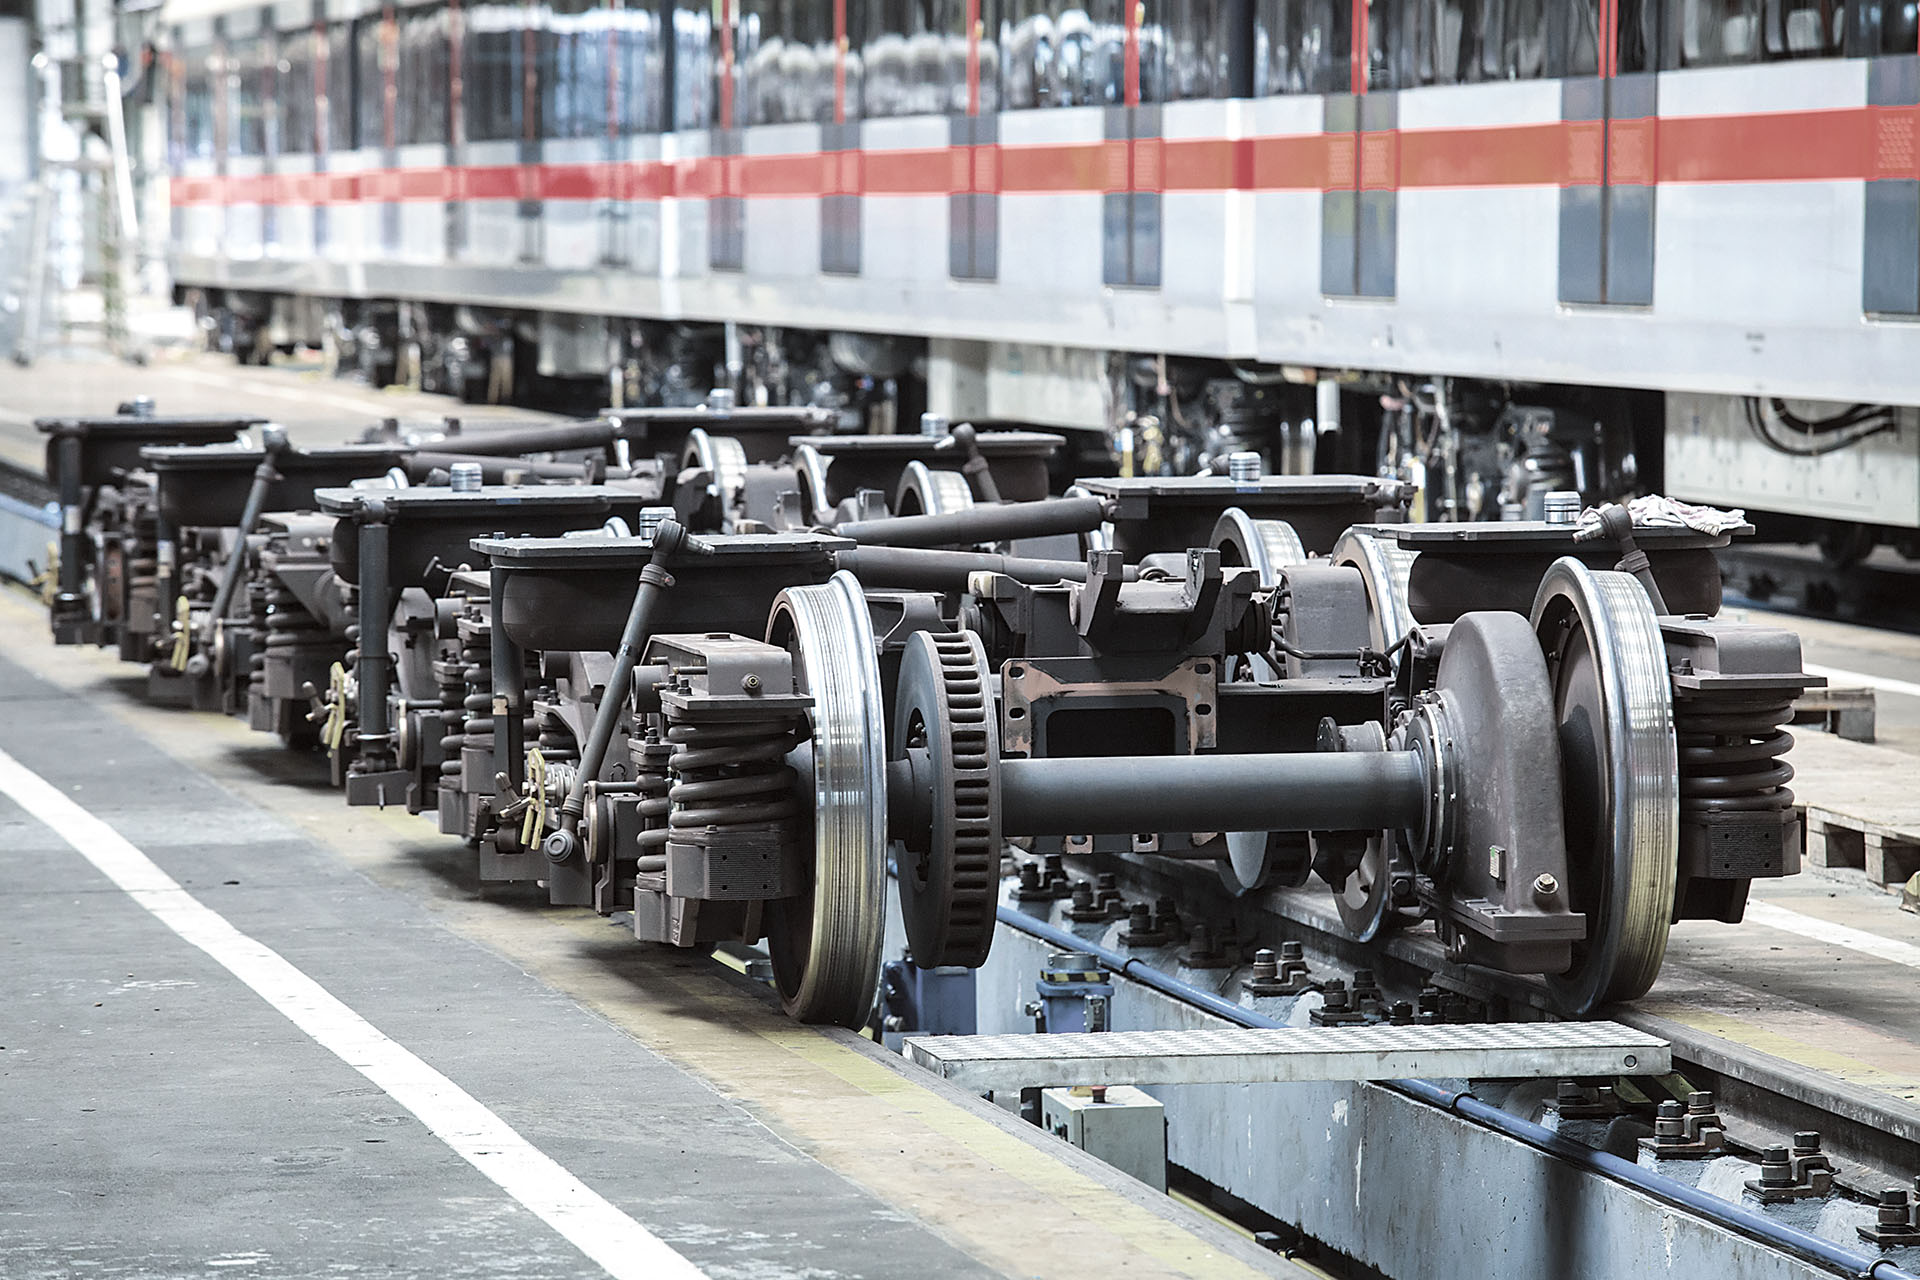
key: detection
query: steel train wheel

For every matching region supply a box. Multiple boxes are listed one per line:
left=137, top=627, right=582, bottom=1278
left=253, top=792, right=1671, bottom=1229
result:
left=764, top=571, right=889, bottom=1027
left=1531, top=558, right=1679, bottom=1014
left=896, top=461, right=976, bottom=518
left=1332, top=527, right=1417, bottom=650
left=1210, top=507, right=1307, bottom=589
left=1208, top=507, right=1309, bottom=891
left=684, top=428, right=749, bottom=506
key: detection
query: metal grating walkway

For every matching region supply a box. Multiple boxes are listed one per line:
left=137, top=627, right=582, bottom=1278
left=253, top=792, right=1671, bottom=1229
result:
left=904, top=1022, right=1670, bottom=1091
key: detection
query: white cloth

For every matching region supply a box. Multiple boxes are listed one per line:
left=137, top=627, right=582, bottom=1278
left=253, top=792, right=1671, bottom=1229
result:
left=1575, top=494, right=1747, bottom=538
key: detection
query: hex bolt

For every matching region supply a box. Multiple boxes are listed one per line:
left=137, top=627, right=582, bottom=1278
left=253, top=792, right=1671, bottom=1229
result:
left=1065, top=879, right=1109, bottom=922
left=1019, top=863, right=1041, bottom=891
left=1389, top=1000, right=1414, bottom=1025
left=1321, top=979, right=1350, bottom=1011
left=1154, top=895, right=1181, bottom=931
left=1251, top=948, right=1279, bottom=981
left=1687, top=1091, right=1716, bottom=1114
left=1227, top=451, right=1263, bottom=483
left=1557, top=1080, right=1585, bottom=1105
left=1653, top=1100, right=1686, bottom=1144
left=1351, top=968, right=1383, bottom=1007
left=1758, top=1147, right=1794, bottom=1187
left=1533, top=873, right=1559, bottom=896
left=740, top=673, right=761, bottom=692
left=1280, top=941, right=1304, bottom=962
left=1880, top=1189, right=1912, bottom=1227
left=1792, top=1132, right=1821, bottom=1155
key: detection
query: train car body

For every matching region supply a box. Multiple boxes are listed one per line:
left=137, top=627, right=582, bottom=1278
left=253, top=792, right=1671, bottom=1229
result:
left=156, top=0, right=1920, bottom=548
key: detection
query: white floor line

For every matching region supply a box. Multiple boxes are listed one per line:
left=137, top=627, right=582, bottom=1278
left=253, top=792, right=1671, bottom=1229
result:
left=1802, top=662, right=1920, bottom=702
left=0, top=745, right=706, bottom=1280
left=1744, top=901, right=1920, bottom=971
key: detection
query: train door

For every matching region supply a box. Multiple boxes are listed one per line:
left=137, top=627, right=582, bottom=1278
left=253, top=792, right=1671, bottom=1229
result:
left=1852, top=0, right=1920, bottom=313
left=1322, top=0, right=1395, bottom=298
left=1557, top=0, right=1656, bottom=305
left=953, top=0, right=996, bottom=282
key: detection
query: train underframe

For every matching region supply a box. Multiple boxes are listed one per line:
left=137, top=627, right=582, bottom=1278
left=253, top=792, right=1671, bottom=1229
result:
left=177, top=284, right=1920, bottom=566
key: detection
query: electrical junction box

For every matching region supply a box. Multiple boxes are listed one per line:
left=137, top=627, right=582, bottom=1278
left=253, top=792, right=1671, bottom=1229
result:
left=1039, top=1085, right=1167, bottom=1192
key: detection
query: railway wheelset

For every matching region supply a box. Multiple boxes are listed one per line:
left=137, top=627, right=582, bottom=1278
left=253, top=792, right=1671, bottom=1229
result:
left=38, top=402, right=1821, bottom=1029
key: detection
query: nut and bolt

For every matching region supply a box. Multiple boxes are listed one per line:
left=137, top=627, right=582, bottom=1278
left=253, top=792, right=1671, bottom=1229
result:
left=1758, top=1147, right=1795, bottom=1187
left=706, top=388, right=736, bottom=412
left=1227, top=451, right=1263, bottom=483
left=448, top=461, right=484, bottom=493
left=920, top=411, right=950, bottom=437
left=1543, top=490, right=1583, bottom=524
left=1532, top=873, right=1559, bottom=896
left=740, top=673, right=762, bottom=692
left=1389, top=1000, right=1414, bottom=1024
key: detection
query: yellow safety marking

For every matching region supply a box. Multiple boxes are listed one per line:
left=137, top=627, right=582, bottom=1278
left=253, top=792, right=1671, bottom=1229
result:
left=29, top=541, right=58, bottom=605
left=321, top=661, right=349, bottom=751
left=1639, top=1002, right=1920, bottom=1103
left=520, top=746, right=547, bottom=848
left=168, top=596, right=192, bottom=671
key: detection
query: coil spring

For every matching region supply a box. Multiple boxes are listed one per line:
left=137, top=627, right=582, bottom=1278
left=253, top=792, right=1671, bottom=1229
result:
left=537, top=709, right=579, bottom=764
left=664, top=720, right=801, bottom=835
left=633, top=735, right=674, bottom=852
left=1675, top=691, right=1796, bottom=813
left=261, top=581, right=326, bottom=649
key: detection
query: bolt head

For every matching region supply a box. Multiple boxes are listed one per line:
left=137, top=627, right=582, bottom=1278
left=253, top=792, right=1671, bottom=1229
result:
left=740, top=672, right=761, bottom=691
left=1533, top=873, right=1559, bottom=895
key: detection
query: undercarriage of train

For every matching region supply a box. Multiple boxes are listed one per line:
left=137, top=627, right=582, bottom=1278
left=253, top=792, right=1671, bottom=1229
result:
left=40, top=397, right=1820, bottom=1035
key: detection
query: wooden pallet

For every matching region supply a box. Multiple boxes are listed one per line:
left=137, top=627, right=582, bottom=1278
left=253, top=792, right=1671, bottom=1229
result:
left=1789, top=729, right=1920, bottom=892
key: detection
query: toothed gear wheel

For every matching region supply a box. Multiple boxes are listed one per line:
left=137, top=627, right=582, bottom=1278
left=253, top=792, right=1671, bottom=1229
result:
left=893, top=628, right=1001, bottom=968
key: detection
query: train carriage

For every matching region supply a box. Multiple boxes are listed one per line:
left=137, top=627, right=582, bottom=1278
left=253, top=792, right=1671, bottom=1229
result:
left=157, top=0, right=1920, bottom=552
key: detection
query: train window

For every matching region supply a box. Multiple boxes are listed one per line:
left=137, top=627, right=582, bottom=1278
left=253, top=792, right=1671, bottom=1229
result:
left=1678, top=0, right=1763, bottom=63
left=465, top=2, right=535, bottom=142
left=1255, top=0, right=1352, bottom=93
left=1000, top=0, right=1130, bottom=108
left=543, top=0, right=609, bottom=139
left=672, top=3, right=713, bottom=129
left=180, top=45, right=216, bottom=159
left=353, top=15, right=386, bottom=148
left=326, top=23, right=353, bottom=152
left=228, top=35, right=275, bottom=156
left=1758, top=0, right=1839, bottom=53
left=1160, top=0, right=1228, bottom=100
left=1840, top=0, right=1913, bottom=53
left=280, top=29, right=316, bottom=155
left=861, top=0, right=967, bottom=117
left=611, top=6, right=663, bottom=134
left=399, top=5, right=449, bottom=146
left=1404, top=0, right=1478, bottom=83
left=1615, top=0, right=1659, bottom=69
left=730, top=0, right=835, bottom=125
left=1552, top=0, right=1600, bottom=73
left=1501, top=0, right=1548, bottom=75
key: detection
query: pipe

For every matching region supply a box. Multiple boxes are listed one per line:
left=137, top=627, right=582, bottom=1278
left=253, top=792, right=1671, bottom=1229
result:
left=838, top=495, right=1110, bottom=548
left=541, top=519, right=709, bottom=863
left=992, top=907, right=1920, bottom=1280
left=834, top=545, right=1129, bottom=590
left=425, top=419, right=620, bottom=457
left=354, top=505, right=393, bottom=762
left=997, top=752, right=1428, bottom=837
left=201, top=425, right=290, bottom=642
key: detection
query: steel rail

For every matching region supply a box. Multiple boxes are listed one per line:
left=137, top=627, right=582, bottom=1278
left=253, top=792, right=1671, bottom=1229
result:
left=994, top=904, right=1920, bottom=1280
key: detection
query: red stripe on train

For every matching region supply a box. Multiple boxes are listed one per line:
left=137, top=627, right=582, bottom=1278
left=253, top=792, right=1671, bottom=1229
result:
left=166, top=105, right=1920, bottom=208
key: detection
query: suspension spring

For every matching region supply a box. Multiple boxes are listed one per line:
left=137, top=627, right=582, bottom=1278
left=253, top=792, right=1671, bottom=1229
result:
left=1674, top=691, right=1796, bottom=813
left=633, top=734, right=673, bottom=853
left=665, top=719, right=802, bottom=833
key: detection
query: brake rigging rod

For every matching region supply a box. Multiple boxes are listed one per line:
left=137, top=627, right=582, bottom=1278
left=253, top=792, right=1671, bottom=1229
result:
left=540, top=518, right=711, bottom=864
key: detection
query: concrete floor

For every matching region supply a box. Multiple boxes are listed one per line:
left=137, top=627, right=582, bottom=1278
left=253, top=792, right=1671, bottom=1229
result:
left=0, top=599, right=1290, bottom=1280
